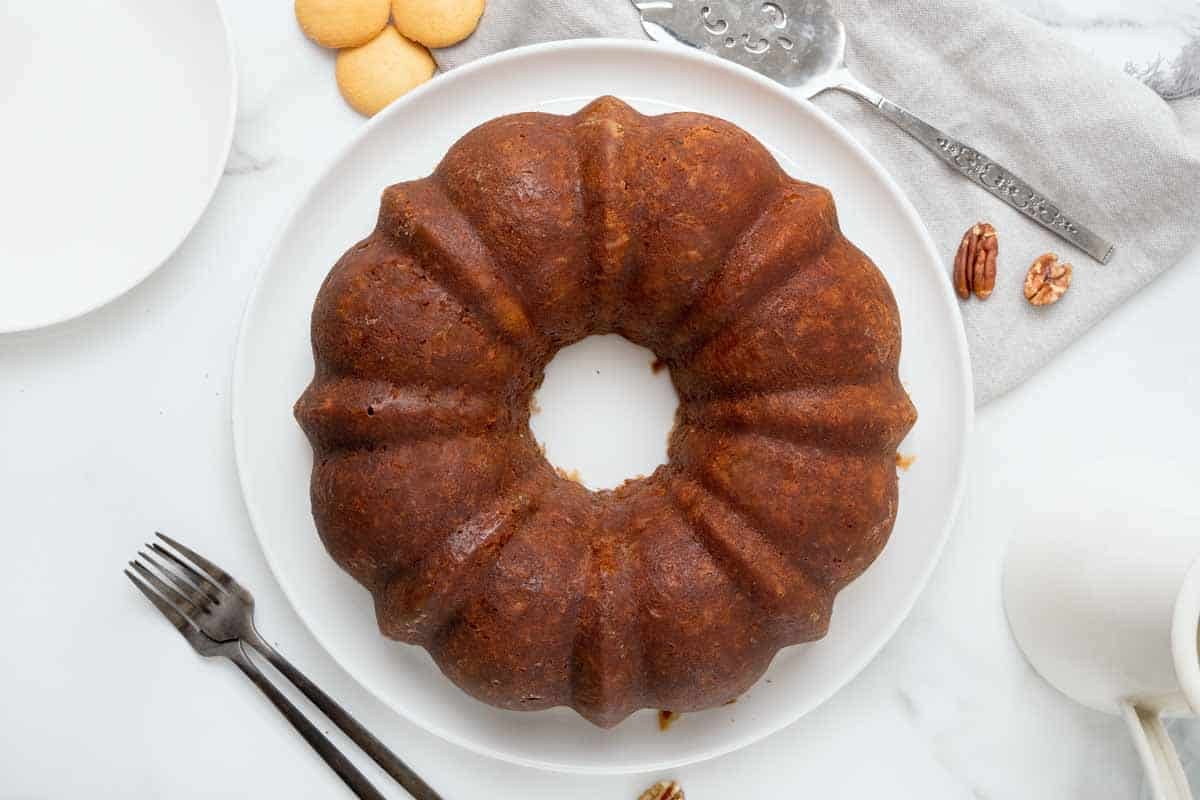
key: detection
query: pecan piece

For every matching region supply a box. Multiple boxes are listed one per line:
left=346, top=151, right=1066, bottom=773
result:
left=1024, top=253, right=1072, bottom=306
left=639, top=780, right=685, bottom=800
left=953, top=222, right=998, bottom=300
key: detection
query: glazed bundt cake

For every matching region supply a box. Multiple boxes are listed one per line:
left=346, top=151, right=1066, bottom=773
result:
left=295, top=96, right=917, bottom=728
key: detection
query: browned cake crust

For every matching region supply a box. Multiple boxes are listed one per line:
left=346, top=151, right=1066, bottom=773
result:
left=294, top=96, right=917, bottom=728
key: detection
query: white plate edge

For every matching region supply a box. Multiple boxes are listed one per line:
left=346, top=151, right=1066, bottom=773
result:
left=0, top=0, right=240, bottom=335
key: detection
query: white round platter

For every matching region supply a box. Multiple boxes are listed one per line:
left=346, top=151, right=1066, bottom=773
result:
left=234, top=39, right=973, bottom=774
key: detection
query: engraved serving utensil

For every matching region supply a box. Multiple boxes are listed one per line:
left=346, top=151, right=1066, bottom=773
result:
left=631, top=0, right=1115, bottom=264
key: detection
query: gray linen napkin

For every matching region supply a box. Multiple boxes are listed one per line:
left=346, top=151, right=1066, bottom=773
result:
left=437, top=0, right=1200, bottom=405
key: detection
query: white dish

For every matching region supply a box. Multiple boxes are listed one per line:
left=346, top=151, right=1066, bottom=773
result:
left=0, top=0, right=236, bottom=333
left=234, top=40, right=972, bottom=774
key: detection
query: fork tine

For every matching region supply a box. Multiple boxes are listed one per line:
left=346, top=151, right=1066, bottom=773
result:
left=155, top=532, right=237, bottom=592
left=130, top=560, right=199, bottom=618
left=147, top=542, right=222, bottom=603
left=140, top=549, right=214, bottom=610
left=125, top=569, right=189, bottom=632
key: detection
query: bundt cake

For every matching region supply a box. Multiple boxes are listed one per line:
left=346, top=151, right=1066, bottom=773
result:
left=295, top=96, right=917, bottom=728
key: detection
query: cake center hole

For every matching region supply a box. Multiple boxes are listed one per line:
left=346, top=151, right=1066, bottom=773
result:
left=531, top=335, right=678, bottom=491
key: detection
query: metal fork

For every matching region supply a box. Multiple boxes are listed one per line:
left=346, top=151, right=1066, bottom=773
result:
left=127, top=533, right=443, bottom=800
left=126, top=565, right=386, bottom=799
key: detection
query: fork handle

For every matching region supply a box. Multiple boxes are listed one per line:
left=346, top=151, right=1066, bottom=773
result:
left=830, top=76, right=1115, bottom=265
left=227, top=643, right=387, bottom=800
left=245, top=633, right=444, bottom=800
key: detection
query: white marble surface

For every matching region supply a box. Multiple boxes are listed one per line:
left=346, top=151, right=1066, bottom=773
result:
left=1007, top=0, right=1198, bottom=70
left=1, top=0, right=1198, bottom=797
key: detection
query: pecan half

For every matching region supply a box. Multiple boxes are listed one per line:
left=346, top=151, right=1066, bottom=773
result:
left=639, top=780, right=685, bottom=800
left=953, top=222, right=998, bottom=300
left=1024, top=253, right=1072, bottom=306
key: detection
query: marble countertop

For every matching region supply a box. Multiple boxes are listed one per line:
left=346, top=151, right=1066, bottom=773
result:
left=1008, top=0, right=1197, bottom=66
left=1, top=0, right=1198, bottom=797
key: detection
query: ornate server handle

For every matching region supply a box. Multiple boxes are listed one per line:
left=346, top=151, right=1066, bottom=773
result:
left=834, top=79, right=1114, bottom=264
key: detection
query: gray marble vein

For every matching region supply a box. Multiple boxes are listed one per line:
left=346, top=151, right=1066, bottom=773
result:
left=1003, top=0, right=1200, bottom=97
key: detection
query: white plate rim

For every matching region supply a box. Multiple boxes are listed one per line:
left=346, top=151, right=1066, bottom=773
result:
left=233, top=38, right=974, bottom=775
left=0, top=0, right=239, bottom=334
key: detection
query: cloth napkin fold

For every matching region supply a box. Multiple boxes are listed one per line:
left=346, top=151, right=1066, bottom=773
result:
left=439, top=0, right=1200, bottom=404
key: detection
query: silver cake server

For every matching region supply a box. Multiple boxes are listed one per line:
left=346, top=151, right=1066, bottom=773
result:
left=631, top=0, right=1115, bottom=264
